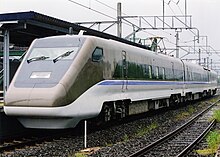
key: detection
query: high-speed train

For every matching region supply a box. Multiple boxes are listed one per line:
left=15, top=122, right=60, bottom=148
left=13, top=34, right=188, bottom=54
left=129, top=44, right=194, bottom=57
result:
left=4, top=35, right=218, bottom=129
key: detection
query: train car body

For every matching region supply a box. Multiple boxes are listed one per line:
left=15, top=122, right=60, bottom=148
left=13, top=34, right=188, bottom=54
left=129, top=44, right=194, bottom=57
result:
left=4, top=35, right=218, bottom=129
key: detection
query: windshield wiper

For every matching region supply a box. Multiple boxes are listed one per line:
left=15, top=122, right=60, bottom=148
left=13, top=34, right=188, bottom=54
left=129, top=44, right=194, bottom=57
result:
left=53, top=50, right=74, bottom=63
left=27, top=56, right=49, bottom=63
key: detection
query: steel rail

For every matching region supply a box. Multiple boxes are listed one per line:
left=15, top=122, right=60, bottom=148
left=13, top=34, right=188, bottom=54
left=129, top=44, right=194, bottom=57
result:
left=177, top=119, right=216, bottom=157
left=129, top=100, right=219, bottom=157
left=0, top=136, right=50, bottom=153
left=0, top=130, right=73, bottom=153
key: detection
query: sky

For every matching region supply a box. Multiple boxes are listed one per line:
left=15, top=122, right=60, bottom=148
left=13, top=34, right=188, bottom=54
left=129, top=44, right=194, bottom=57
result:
left=1, top=0, right=220, bottom=70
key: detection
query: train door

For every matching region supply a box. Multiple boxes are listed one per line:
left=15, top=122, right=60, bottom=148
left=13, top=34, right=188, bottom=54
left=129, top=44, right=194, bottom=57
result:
left=180, top=60, right=186, bottom=95
left=208, top=70, right=210, bottom=82
left=185, top=65, right=191, bottom=91
left=171, top=62, right=174, bottom=80
left=122, top=50, right=128, bottom=91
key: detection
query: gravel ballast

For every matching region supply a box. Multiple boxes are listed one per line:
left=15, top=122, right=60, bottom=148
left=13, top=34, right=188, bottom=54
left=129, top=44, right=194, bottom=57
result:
left=1, top=99, right=218, bottom=157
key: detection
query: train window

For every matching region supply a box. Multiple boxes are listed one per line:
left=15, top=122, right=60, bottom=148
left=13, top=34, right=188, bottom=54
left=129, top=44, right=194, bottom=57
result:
left=165, top=68, right=171, bottom=80
left=143, top=65, right=148, bottom=78
left=92, top=47, right=103, bottom=62
left=162, top=67, right=165, bottom=80
left=191, top=72, right=193, bottom=81
left=27, top=47, right=79, bottom=63
left=189, top=72, right=192, bottom=81
left=149, top=65, right=152, bottom=79
left=186, top=67, right=189, bottom=81
left=155, top=66, right=159, bottom=79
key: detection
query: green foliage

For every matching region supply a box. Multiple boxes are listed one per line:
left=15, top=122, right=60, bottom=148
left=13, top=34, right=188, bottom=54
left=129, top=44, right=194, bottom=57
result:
left=175, top=106, right=195, bottom=121
left=72, top=147, right=100, bottom=157
left=123, top=134, right=129, bottom=142
left=175, top=112, right=190, bottom=121
left=188, top=106, right=195, bottom=114
left=213, top=110, right=220, bottom=122
left=71, top=153, right=88, bottom=157
left=206, top=131, right=220, bottom=150
left=196, top=130, right=220, bottom=155
left=105, top=142, right=113, bottom=147
left=196, top=149, right=216, bottom=155
left=136, top=122, right=158, bottom=137
left=210, top=97, right=219, bottom=103
left=209, top=95, right=220, bottom=103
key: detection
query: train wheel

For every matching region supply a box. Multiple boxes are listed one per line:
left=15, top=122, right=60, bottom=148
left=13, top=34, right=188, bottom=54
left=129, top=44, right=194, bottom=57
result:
left=120, top=104, right=126, bottom=118
left=103, top=106, right=111, bottom=122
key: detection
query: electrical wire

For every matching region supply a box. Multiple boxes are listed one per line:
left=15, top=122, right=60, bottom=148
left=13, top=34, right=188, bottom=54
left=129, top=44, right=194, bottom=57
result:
left=68, top=0, right=175, bottom=41
left=68, top=0, right=217, bottom=61
left=176, top=4, right=184, bottom=15
left=67, top=0, right=116, bottom=20
left=93, top=0, right=127, bottom=15
left=68, top=0, right=134, bottom=29
left=167, top=0, right=197, bottom=39
left=93, top=0, right=117, bottom=12
left=168, top=3, right=177, bottom=16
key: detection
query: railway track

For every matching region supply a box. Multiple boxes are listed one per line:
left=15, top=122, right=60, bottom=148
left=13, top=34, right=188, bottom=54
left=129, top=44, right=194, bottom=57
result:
left=129, top=100, right=219, bottom=157
left=0, top=130, right=73, bottom=153
left=0, top=98, right=218, bottom=156
left=0, top=137, right=45, bottom=152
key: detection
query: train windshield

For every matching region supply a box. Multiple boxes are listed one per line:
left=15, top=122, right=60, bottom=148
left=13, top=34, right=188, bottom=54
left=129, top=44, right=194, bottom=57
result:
left=27, top=47, right=79, bottom=63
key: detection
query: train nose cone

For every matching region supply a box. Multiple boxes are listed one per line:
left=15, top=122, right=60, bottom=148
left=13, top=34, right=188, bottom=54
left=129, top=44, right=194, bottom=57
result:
left=5, top=87, right=32, bottom=107
left=29, top=83, right=67, bottom=107
left=5, top=83, right=67, bottom=107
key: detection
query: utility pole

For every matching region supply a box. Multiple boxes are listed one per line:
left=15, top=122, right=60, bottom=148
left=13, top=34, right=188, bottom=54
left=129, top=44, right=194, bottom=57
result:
left=176, top=30, right=181, bottom=58
left=207, top=57, right=209, bottom=69
left=117, top=2, right=122, bottom=38
left=132, top=25, right=136, bottom=42
left=163, top=0, right=165, bottom=29
left=185, top=0, right=187, bottom=25
left=3, top=29, right=10, bottom=96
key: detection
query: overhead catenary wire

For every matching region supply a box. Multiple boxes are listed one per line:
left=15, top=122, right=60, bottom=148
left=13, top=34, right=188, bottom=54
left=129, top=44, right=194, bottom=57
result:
left=68, top=0, right=174, bottom=40
left=93, top=0, right=128, bottom=16
left=67, top=0, right=116, bottom=20
left=73, top=1, right=164, bottom=46
left=67, top=0, right=217, bottom=61
left=176, top=4, right=185, bottom=15
left=67, top=0, right=135, bottom=29
left=87, top=1, right=217, bottom=69
left=93, top=0, right=123, bottom=14
left=67, top=0, right=176, bottom=55
left=112, top=1, right=192, bottom=54
left=166, top=0, right=199, bottom=40
left=170, top=0, right=185, bottom=15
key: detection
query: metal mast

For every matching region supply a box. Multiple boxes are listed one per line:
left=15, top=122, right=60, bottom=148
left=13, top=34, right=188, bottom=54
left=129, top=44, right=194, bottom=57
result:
left=117, top=2, right=122, bottom=38
left=3, top=30, right=10, bottom=96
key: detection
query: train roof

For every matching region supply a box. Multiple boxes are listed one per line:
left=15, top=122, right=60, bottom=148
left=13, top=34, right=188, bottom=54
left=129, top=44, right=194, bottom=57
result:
left=31, top=35, right=218, bottom=75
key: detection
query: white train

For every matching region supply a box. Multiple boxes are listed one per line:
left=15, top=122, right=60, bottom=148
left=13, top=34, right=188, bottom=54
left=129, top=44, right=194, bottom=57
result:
left=4, top=35, right=218, bottom=129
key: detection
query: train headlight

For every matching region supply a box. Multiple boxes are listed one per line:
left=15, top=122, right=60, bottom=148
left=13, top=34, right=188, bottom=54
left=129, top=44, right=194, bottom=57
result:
left=30, top=72, right=51, bottom=79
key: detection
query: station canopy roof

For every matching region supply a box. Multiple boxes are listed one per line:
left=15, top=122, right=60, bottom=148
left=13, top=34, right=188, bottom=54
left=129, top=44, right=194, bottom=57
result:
left=0, top=11, right=149, bottom=49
